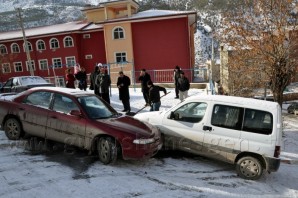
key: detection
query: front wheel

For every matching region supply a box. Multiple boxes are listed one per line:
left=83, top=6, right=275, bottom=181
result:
left=4, top=118, right=22, bottom=140
left=236, top=156, right=263, bottom=180
left=97, top=137, right=118, bottom=164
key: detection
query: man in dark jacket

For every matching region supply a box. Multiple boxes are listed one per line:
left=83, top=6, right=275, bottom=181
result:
left=117, top=71, right=131, bottom=112
left=75, top=67, right=87, bottom=91
left=177, top=71, right=190, bottom=102
left=90, top=66, right=100, bottom=95
left=95, top=67, right=111, bottom=104
left=174, top=65, right=181, bottom=99
left=147, top=80, right=167, bottom=111
left=138, top=69, right=151, bottom=106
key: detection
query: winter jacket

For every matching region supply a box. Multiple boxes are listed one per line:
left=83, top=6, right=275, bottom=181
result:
left=148, top=85, right=166, bottom=104
left=95, top=73, right=111, bottom=94
left=178, top=77, right=190, bottom=92
left=138, top=72, right=151, bottom=92
left=117, top=75, right=131, bottom=100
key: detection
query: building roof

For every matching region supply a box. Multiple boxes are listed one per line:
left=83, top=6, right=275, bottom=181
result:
left=0, top=21, right=91, bottom=42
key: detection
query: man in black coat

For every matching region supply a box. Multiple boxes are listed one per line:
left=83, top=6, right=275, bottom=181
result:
left=177, top=71, right=190, bottom=102
left=90, top=66, right=100, bottom=96
left=95, top=67, right=111, bottom=104
left=174, top=65, right=181, bottom=99
left=138, top=69, right=151, bottom=106
left=147, top=80, right=167, bottom=111
left=117, top=71, right=131, bottom=112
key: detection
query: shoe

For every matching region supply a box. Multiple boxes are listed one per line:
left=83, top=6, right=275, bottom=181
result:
left=122, top=109, right=127, bottom=112
left=175, top=97, right=179, bottom=99
left=144, top=103, right=149, bottom=107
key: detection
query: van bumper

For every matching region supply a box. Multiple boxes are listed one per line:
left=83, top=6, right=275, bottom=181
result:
left=265, top=156, right=280, bottom=172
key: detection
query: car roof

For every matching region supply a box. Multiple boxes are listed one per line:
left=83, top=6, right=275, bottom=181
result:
left=185, top=94, right=280, bottom=109
left=29, top=87, right=93, bottom=97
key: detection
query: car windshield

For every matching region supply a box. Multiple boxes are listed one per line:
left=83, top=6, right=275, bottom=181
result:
left=78, top=95, right=117, bottom=119
left=19, top=76, right=48, bottom=85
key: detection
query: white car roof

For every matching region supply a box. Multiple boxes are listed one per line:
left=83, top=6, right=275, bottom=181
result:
left=185, top=94, right=280, bottom=110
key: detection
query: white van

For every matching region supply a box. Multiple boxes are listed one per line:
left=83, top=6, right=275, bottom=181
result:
left=134, top=95, right=282, bottom=180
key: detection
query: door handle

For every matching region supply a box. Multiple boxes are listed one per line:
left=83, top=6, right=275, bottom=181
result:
left=18, top=107, right=25, bottom=110
left=50, top=116, right=57, bottom=119
left=203, top=125, right=212, bottom=131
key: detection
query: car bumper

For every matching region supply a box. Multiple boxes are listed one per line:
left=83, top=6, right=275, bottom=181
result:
left=122, top=138, right=162, bottom=160
left=265, top=156, right=280, bottom=172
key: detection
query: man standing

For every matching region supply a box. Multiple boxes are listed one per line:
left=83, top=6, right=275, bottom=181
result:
left=117, top=71, right=131, bottom=112
left=177, top=71, right=190, bottom=102
left=138, top=69, right=151, bottom=106
left=90, top=66, right=100, bottom=95
left=174, top=65, right=181, bottom=99
left=96, top=67, right=111, bottom=104
left=75, top=67, right=87, bottom=91
left=147, top=80, right=167, bottom=111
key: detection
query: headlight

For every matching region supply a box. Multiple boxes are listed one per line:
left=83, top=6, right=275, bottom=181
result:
left=133, top=138, right=155, bottom=144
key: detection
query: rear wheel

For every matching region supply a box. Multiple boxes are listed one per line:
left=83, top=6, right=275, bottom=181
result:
left=236, top=156, right=263, bottom=180
left=97, top=137, right=117, bottom=164
left=4, top=118, right=22, bottom=140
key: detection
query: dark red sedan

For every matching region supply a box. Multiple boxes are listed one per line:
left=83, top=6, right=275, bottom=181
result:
left=0, top=87, right=162, bottom=164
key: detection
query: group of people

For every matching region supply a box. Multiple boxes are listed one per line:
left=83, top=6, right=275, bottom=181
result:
left=65, top=65, right=190, bottom=113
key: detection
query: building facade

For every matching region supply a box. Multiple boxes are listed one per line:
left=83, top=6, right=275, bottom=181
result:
left=0, top=0, right=197, bottom=84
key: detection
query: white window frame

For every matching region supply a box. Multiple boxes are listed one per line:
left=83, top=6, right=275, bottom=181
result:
left=23, top=41, right=33, bottom=52
left=26, top=60, right=36, bottom=71
left=14, top=62, right=23, bottom=72
left=0, top=44, right=8, bottom=54
left=36, top=39, right=46, bottom=51
left=83, top=34, right=90, bottom=39
left=113, top=26, right=125, bottom=39
left=85, top=55, right=93, bottom=59
left=39, top=59, right=48, bottom=70
left=2, top=63, right=11, bottom=73
left=63, top=36, right=74, bottom=48
left=50, top=38, right=59, bottom=49
left=52, top=58, right=62, bottom=68
left=11, top=43, right=20, bottom=53
left=65, top=56, right=76, bottom=67
left=115, top=52, right=127, bottom=63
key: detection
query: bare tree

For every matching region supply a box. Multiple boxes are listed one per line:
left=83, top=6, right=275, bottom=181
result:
left=218, top=0, right=298, bottom=106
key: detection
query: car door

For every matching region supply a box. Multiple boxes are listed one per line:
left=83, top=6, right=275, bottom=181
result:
left=161, top=102, right=208, bottom=154
left=202, top=104, right=243, bottom=163
left=19, top=91, right=52, bottom=137
left=46, top=93, right=87, bottom=148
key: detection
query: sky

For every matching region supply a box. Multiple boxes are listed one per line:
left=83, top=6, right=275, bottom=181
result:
left=0, top=87, right=297, bottom=198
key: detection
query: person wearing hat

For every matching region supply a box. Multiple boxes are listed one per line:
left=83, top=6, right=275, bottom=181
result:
left=174, top=65, right=181, bottom=99
left=117, top=71, right=131, bottom=112
left=147, top=80, right=167, bottom=111
left=177, top=71, right=190, bottom=102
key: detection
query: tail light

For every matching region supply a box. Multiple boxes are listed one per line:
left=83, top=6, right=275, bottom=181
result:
left=274, top=146, right=281, bottom=158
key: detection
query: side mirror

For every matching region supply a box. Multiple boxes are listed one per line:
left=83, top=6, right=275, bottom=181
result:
left=70, top=110, right=82, bottom=117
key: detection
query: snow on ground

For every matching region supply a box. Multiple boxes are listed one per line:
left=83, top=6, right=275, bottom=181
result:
left=0, top=87, right=298, bottom=198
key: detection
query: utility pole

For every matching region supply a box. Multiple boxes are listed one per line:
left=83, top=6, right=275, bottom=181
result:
left=16, top=8, right=34, bottom=76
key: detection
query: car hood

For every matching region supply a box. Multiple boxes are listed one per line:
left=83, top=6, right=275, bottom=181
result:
left=134, top=111, right=165, bottom=124
left=97, top=115, right=156, bottom=138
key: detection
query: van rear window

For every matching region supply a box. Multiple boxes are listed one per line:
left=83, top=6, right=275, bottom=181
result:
left=211, top=105, right=273, bottom=135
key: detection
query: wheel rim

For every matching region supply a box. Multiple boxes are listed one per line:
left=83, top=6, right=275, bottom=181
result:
left=99, top=139, right=110, bottom=161
left=6, top=119, right=20, bottom=139
left=239, top=159, right=260, bottom=178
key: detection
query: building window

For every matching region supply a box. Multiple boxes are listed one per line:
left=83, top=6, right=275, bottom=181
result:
left=23, top=42, right=33, bottom=52
left=115, top=52, right=127, bottom=63
left=64, top=36, right=74, bottom=47
left=85, top=55, right=93, bottom=59
left=52, top=58, right=62, bottom=68
left=2, top=63, right=11, bottom=73
left=14, top=62, right=23, bottom=72
left=11, top=43, right=20, bottom=53
left=26, top=60, right=36, bottom=71
left=0, top=44, right=7, bottom=54
left=39, top=59, right=48, bottom=70
left=83, top=34, right=90, bottom=39
left=113, top=27, right=125, bottom=39
left=50, top=38, right=59, bottom=49
left=65, top=56, right=76, bottom=67
left=36, top=40, right=46, bottom=51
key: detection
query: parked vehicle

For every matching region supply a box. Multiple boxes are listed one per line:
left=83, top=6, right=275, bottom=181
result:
left=287, top=102, right=298, bottom=115
left=0, top=76, right=54, bottom=93
left=134, top=95, right=282, bottom=180
left=0, top=87, right=161, bottom=164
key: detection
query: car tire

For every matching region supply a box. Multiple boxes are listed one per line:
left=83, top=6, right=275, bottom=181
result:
left=97, top=137, right=117, bottom=164
left=4, top=117, right=22, bottom=140
left=236, top=156, right=263, bottom=180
